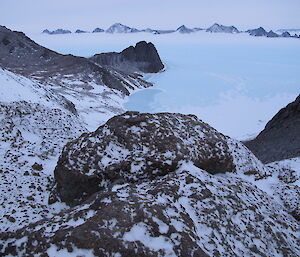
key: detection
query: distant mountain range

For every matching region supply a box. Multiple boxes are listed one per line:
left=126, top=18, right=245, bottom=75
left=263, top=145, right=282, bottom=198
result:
left=42, top=23, right=300, bottom=39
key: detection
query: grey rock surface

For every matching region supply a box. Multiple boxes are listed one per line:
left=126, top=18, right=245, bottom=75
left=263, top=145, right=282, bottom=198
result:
left=42, top=29, right=72, bottom=34
left=206, top=23, right=239, bottom=33
left=267, top=30, right=279, bottom=38
left=90, top=41, right=164, bottom=73
left=176, top=25, right=195, bottom=33
left=92, top=27, right=104, bottom=33
left=247, top=27, right=268, bottom=37
left=282, top=31, right=291, bottom=37
left=245, top=94, right=300, bottom=163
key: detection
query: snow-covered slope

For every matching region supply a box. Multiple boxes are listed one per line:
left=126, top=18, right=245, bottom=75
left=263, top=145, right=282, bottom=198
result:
left=206, top=23, right=239, bottom=33
left=106, top=23, right=140, bottom=33
left=0, top=27, right=155, bottom=233
left=0, top=26, right=299, bottom=257
left=176, top=25, right=195, bottom=34
left=2, top=111, right=298, bottom=256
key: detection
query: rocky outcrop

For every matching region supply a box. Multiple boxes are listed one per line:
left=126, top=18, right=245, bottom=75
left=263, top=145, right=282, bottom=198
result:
left=267, top=30, right=279, bottom=38
left=42, top=29, right=71, bottom=35
left=176, top=25, right=194, bottom=33
left=246, top=27, right=268, bottom=37
left=245, top=95, right=300, bottom=163
left=53, top=112, right=236, bottom=205
left=0, top=25, right=151, bottom=96
left=106, top=23, right=140, bottom=33
left=90, top=41, right=164, bottom=73
left=1, top=109, right=298, bottom=256
left=206, top=23, right=239, bottom=33
left=282, top=31, right=291, bottom=37
left=1, top=163, right=299, bottom=257
left=92, top=27, right=104, bottom=33
left=75, top=29, right=88, bottom=33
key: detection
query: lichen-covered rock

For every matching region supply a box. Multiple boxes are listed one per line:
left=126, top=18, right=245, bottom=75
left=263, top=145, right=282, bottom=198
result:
left=53, top=112, right=236, bottom=205
left=1, top=164, right=299, bottom=257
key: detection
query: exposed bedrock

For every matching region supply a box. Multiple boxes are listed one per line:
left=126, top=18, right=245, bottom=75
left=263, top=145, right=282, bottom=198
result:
left=53, top=112, right=237, bottom=205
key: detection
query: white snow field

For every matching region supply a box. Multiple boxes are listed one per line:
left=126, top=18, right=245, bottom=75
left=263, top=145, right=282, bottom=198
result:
left=29, top=31, right=300, bottom=140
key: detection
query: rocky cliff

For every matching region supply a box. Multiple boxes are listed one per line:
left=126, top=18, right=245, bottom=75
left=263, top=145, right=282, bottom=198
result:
left=90, top=41, right=164, bottom=73
left=245, top=94, right=300, bottom=163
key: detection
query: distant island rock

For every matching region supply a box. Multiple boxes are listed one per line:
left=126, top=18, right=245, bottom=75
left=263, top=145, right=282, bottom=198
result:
left=41, top=23, right=300, bottom=40
left=176, top=25, right=195, bottom=33
left=75, top=29, right=88, bottom=33
left=90, top=41, right=164, bottom=73
left=266, top=30, right=279, bottom=38
left=206, top=23, right=239, bottom=33
left=246, top=27, right=268, bottom=36
left=106, top=23, right=140, bottom=33
left=42, top=29, right=71, bottom=35
left=92, top=27, right=104, bottom=33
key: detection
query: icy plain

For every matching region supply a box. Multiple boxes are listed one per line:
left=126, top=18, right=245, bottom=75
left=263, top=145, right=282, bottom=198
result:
left=29, top=31, right=300, bottom=140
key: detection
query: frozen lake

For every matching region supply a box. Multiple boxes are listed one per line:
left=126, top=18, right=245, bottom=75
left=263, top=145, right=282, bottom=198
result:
left=30, top=32, right=300, bottom=139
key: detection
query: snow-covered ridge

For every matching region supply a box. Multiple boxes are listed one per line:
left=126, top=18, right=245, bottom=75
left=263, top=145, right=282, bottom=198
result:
left=0, top=26, right=156, bottom=233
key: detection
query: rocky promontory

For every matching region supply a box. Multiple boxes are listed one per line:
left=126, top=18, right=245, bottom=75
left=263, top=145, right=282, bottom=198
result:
left=90, top=41, right=164, bottom=73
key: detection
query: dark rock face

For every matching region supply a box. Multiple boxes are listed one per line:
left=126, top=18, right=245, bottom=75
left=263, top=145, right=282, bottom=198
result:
left=75, top=29, right=87, bottom=33
left=282, top=31, right=291, bottom=37
left=90, top=41, right=164, bottom=73
left=267, top=30, right=279, bottom=38
left=247, top=27, right=268, bottom=37
left=0, top=25, right=151, bottom=95
left=245, top=95, right=300, bottom=163
left=53, top=112, right=235, bottom=205
left=42, top=29, right=72, bottom=34
left=1, top=166, right=299, bottom=257
left=92, top=27, right=104, bottom=33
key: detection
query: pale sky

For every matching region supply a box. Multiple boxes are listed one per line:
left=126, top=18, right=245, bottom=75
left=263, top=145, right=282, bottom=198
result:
left=1, top=0, right=300, bottom=33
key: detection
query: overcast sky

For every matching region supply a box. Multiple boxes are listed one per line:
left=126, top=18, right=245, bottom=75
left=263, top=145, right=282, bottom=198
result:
left=1, top=0, right=300, bottom=33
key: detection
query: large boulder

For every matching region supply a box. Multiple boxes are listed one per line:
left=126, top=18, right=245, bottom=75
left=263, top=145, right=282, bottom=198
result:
left=53, top=112, right=237, bottom=205
left=245, top=94, right=300, bottom=163
left=1, top=165, right=299, bottom=257
left=90, top=41, right=164, bottom=73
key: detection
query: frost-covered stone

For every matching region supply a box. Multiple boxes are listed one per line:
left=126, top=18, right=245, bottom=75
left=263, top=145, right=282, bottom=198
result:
left=1, top=164, right=299, bottom=257
left=53, top=112, right=237, bottom=205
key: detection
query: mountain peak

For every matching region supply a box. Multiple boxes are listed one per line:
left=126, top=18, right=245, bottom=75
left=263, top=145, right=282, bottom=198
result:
left=206, top=23, right=239, bottom=33
left=176, top=25, right=194, bottom=33
left=106, top=23, right=140, bottom=33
